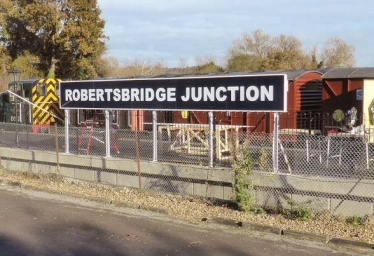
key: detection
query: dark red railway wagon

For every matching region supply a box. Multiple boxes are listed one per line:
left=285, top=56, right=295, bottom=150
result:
left=263, top=70, right=323, bottom=133
left=138, top=71, right=322, bottom=134
left=321, top=67, right=374, bottom=134
left=170, top=70, right=324, bottom=133
left=245, top=70, right=324, bottom=133
left=173, top=110, right=244, bottom=125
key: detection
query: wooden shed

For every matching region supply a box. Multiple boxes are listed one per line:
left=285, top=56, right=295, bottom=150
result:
left=322, top=67, right=374, bottom=137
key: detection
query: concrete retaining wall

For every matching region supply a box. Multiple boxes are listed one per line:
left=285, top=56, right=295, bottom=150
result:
left=1, top=147, right=373, bottom=217
left=251, top=172, right=374, bottom=217
left=0, top=148, right=234, bottom=200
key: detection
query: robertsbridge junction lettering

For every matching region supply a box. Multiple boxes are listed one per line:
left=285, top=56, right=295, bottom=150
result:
left=59, top=74, right=288, bottom=112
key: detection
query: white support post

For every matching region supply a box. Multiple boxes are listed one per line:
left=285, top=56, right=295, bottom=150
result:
left=272, top=113, right=279, bottom=173
left=77, top=110, right=80, bottom=125
left=105, top=110, right=111, bottom=157
left=366, top=142, right=369, bottom=170
left=19, top=102, right=22, bottom=123
left=326, top=137, right=331, bottom=167
left=29, top=106, right=32, bottom=124
left=152, top=111, right=157, bottom=162
left=306, top=139, right=310, bottom=162
left=64, top=110, right=70, bottom=154
left=208, top=111, right=214, bottom=168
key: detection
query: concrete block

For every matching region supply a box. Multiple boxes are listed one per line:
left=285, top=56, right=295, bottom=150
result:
left=141, top=176, right=192, bottom=195
left=117, top=173, right=140, bottom=188
left=29, top=163, right=40, bottom=174
left=19, top=161, right=32, bottom=173
left=139, top=162, right=209, bottom=181
left=59, top=154, right=102, bottom=168
left=3, top=160, right=11, bottom=172
left=36, top=164, right=55, bottom=175
left=254, top=189, right=290, bottom=209
left=74, top=168, right=95, bottom=182
left=104, top=157, right=138, bottom=171
left=206, top=184, right=224, bottom=199
left=96, top=170, right=117, bottom=185
left=193, top=183, right=208, bottom=197
left=33, top=151, right=58, bottom=164
left=0, top=148, right=32, bottom=160
left=207, top=168, right=234, bottom=183
left=58, top=166, right=75, bottom=179
left=223, top=186, right=234, bottom=200
left=331, top=199, right=373, bottom=217
left=290, top=194, right=328, bottom=213
left=6, top=160, right=29, bottom=173
left=350, top=179, right=374, bottom=197
left=252, top=172, right=374, bottom=199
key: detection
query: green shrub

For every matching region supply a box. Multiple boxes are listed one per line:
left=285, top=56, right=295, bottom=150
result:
left=346, top=215, right=363, bottom=227
left=287, top=199, right=313, bottom=221
left=232, top=147, right=253, bottom=212
left=259, top=148, right=270, bottom=172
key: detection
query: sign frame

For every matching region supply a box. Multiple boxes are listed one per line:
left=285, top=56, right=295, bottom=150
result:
left=59, top=74, right=288, bottom=112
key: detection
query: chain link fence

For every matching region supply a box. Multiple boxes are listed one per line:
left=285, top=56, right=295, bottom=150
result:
left=0, top=109, right=373, bottom=217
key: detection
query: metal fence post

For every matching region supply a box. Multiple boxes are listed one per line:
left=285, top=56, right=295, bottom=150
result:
left=273, top=113, right=279, bottom=173
left=64, top=110, right=70, bottom=154
left=208, top=111, right=214, bottom=168
left=54, top=123, right=60, bottom=173
left=105, top=110, right=111, bottom=157
left=152, top=111, right=157, bottom=162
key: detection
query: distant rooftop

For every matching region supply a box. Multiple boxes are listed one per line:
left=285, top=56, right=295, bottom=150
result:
left=151, top=69, right=324, bottom=81
left=322, top=67, right=374, bottom=79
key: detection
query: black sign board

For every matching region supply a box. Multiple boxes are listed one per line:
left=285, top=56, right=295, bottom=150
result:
left=59, top=74, right=288, bottom=112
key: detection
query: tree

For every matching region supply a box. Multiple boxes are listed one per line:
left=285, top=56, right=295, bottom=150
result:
left=307, top=46, right=320, bottom=69
left=192, top=57, right=223, bottom=74
left=227, top=32, right=306, bottom=71
left=228, top=29, right=275, bottom=59
left=192, top=61, right=223, bottom=74
left=226, top=29, right=356, bottom=71
left=0, top=45, right=11, bottom=91
left=116, top=60, right=169, bottom=77
left=95, top=56, right=121, bottom=78
left=226, top=29, right=272, bottom=72
left=320, top=38, right=355, bottom=68
left=11, top=51, right=44, bottom=79
left=264, top=34, right=304, bottom=70
left=227, top=53, right=262, bottom=72
left=0, top=0, right=107, bottom=80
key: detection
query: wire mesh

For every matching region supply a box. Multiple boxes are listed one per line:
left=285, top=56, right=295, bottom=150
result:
left=0, top=109, right=374, bottom=217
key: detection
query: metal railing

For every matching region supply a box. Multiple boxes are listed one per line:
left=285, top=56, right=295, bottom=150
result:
left=1, top=110, right=373, bottom=177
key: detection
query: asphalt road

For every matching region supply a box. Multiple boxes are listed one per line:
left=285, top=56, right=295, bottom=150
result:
left=0, top=185, right=359, bottom=256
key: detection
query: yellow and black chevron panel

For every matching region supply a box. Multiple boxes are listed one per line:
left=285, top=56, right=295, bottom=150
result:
left=32, top=78, right=64, bottom=125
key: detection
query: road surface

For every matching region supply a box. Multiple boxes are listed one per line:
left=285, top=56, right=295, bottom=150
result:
left=0, top=185, right=361, bottom=256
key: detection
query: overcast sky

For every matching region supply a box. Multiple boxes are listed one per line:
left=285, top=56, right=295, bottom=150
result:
left=97, top=0, right=373, bottom=68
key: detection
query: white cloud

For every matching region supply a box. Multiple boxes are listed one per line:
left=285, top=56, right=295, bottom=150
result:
left=98, top=0, right=374, bottom=67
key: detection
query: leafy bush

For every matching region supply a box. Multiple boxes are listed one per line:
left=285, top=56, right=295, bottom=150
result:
left=259, top=148, right=270, bottom=172
left=232, top=146, right=253, bottom=212
left=287, top=199, right=313, bottom=221
left=346, top=215, right=363, bottom=227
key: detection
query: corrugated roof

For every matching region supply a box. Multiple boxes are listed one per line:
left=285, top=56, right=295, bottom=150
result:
left=322, top=67, right=374, bottom=79
left=156, top=69, right=323, bottom=81
left=238, top=69, right=324, bottom=80
left=282, top=70, right=321, bottom=80
left=9, top=79, right=36, bottom=86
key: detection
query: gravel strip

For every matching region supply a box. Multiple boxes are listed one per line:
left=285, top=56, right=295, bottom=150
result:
left=0, top=170, right=373, bottom=245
